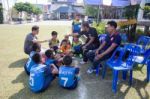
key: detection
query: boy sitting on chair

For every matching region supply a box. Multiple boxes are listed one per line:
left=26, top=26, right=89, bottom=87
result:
left=59, top=55, right=80, bottom=89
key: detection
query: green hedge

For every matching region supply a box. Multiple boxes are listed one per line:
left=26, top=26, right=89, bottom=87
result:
left=92, top=21, right=105, bottom=34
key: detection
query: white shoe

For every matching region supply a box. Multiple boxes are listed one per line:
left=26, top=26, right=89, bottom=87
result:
left=87, top=68, right=96, bottom=74
left=72, top=56, right=75, bottom=59
left=80, top=61, right=87, bottom=64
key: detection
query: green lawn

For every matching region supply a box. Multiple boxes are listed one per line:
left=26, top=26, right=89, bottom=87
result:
left=0, top=24, right=150, bottom=99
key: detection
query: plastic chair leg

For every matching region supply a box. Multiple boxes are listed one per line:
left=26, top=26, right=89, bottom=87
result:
left=112, top=70, right=118, bottom=93
left=96, top=65, right=99, bottom=76
left=147, top=64, right=150, bottom=82
left=122, top=71, right=127, bottom=80
left=129, top=70, right=133, bottom=86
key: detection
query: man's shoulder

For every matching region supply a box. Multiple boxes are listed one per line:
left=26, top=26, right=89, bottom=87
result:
left=89, top=27, right=97, bottom=33
left=27, top=33, right=33, bottom=38
left=90, top=27, right=96, bottom=30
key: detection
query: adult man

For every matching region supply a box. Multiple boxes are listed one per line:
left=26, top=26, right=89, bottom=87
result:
left=71, top=22, right=100, bottom=64
left=24, top=25, right=47, bottom=55
left=87, top=21, right=121, bottom=73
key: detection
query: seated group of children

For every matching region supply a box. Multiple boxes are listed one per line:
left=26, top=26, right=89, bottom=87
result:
left=24, top=31, right=81, bottom=93
left=49, top=31, right=82, bottom=56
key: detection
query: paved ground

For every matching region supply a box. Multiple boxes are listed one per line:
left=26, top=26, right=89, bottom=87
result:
left=0, top=21, right=150, bottom=99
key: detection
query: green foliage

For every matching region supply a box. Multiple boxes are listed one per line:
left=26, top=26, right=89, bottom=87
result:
left=32, top=7, right=42, bottom=15
left=14, top=2, right=25, bottom=12
left=144, top=6, right=150, bottom=13
left=0, top=4, right=3, bottom=24
left=136, top=28, right=144, bottom=35
left=92, top=21, right=105, bottom=34
left=85, top=6, right=98, bottom=18
left=144, top=6, right=150, bottom=19
left=135, top=28, right=145, bottom=40
left=23, top=3, right=34, bottom=14
left=124, top=5, right=139, bottom=19
left=14, top=2, right=42, bottom=15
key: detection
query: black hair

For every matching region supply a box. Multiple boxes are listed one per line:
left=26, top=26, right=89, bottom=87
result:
left=32, top=53, right=41, bottom=64
left=45, top=49, right=53, bottom=58
left=32, top=43, right=41, bottom=51
left=76, top=14, right=80, bottom=16
left=82, top=21, right=89, bottom=28
left=107, top=21, right=117, bottom=29
left=32, top=25, right=39, bottom=31
left=61, top=39, right=67, bottom=44
left=63, top=55, right=72, bottom=66
left=51, top=31, right=58, bottom=36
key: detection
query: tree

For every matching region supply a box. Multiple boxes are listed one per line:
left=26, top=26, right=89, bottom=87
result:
left=14, top=2, right=25, bottom=13
left=144, top=6, right=150, bottom=19
left=85, top=6, right=98, bottom=18
left=14, top=3, right=43, bottom=22
left=23, top=3, right=34, bottom=14
left=32, top=6, right=42, bottom=15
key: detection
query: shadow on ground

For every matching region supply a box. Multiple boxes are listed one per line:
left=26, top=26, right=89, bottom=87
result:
left=9, top=58, right=28, bottom=68
left=8, top=58, right=150, bottom=99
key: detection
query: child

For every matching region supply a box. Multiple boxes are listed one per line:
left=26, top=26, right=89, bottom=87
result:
left=59, top=55, right=79, bottom=89
left=60, top=35, right=71, bottom=46
left=45, top=49, right=55, bottom=66
left=49, top=31, right=59, bottom=53
left=29, top=53, right=58, bottom=93
left=24, top=43, right=41, bottom=75
left=60, top=39, right=71, bottom=55
left=72, top=35, right=82, bottom=56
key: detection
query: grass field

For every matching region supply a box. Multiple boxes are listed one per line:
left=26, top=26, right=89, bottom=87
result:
left=0, top=22, right=150, bottom=99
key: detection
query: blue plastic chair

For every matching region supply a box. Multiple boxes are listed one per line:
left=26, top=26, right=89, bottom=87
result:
left=133, top=49, right=150, bottom=82
left=103, top=44, right=141, bottom=93
left=120, top=33, right=128, bottom=44
left=136, top=36, right=150, bottom=54
left=133, top=49, right=150, bottom=65
left=102, top=47, right=125, bottom=79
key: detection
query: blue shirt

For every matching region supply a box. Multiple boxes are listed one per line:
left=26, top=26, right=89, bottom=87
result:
left=72, top=20, right=81, bottom=33
left=59, top=66, right=79, bottom=87
left=26, top=51, right=36, bottom=73
left=30, top=51, right=36, bottom=57
left=29, top=64, right=53, bottom=92
left=45, top=58, right=55, bottom=66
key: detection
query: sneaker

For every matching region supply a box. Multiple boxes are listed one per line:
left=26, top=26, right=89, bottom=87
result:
left=79, top=54, right=82, bottom=58
left=72, top=56, right=75, bottom=59
left=87, top=68, right=96, bottom=74
left=80, top=61, right=87, bottom=64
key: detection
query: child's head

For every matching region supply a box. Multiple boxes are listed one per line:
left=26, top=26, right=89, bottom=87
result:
left=63, top=55, right=72, bottom=66
left=32, top=53, right=41, bottom=64
left=73, top=35, right=79, bottom=42
left=64, top=35, right=69, bottom=40
left=61, top=39, right=67, bottom=46
left=51, top=31, right=58, bottom=39
left=32, top=43, right=41, bottom=52
left=45, top=49, right=54, bottom=59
